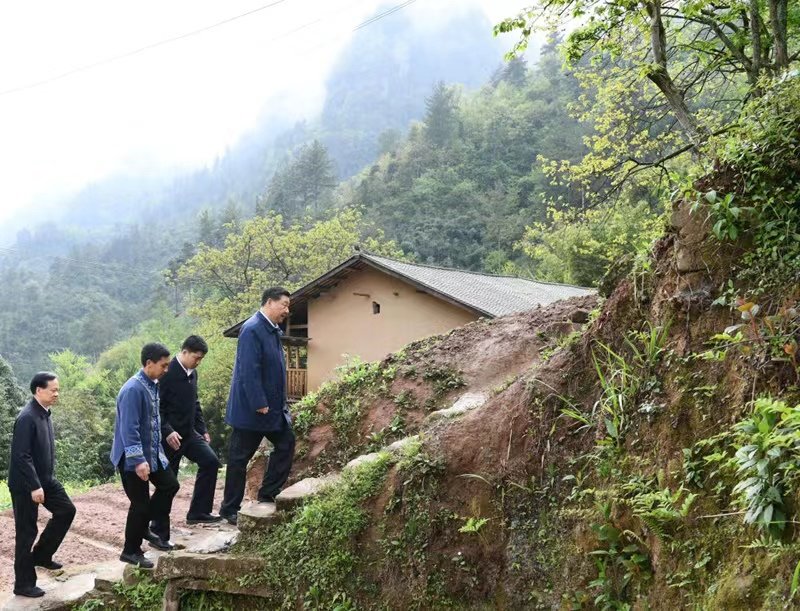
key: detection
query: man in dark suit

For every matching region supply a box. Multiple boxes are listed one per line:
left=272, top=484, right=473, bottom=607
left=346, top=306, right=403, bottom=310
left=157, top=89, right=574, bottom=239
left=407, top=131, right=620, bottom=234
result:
left=150, top=335, right=222, bottom=534
left=219, top=286, right=295, bottom=525
left=9, top=372, right=76, bottom=598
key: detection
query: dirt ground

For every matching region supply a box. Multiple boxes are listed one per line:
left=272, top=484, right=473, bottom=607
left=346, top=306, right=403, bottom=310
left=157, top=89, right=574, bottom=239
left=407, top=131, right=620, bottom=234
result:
left=0, top=474, right=225, bottom=594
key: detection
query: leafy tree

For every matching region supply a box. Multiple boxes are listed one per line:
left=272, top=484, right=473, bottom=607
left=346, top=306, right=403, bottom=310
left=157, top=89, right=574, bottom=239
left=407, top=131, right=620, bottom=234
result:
left=489, top=56, right=528, bottom=88
left=180, top=208, right=402, bottom=327
left=49, top=350, right=116, bottom=482
left=346, top=48, right=588, bottom=270
left=424, top=81, right=461, bottom=147
left=377, top=129, right=402, bottom=155
left=0, top=354, right=26, bottom=475
left=263, top=140, right=338, bottom=219
left=495, top=0, right=799, bottom=203
left=197, top=208, right=218, bottom=247
left=517, top=198, right=665, bottom=286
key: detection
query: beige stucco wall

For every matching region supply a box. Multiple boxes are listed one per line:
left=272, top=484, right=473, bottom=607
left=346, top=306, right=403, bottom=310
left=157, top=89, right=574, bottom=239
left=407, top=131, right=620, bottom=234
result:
left=306, top=267, right=478, bottom=390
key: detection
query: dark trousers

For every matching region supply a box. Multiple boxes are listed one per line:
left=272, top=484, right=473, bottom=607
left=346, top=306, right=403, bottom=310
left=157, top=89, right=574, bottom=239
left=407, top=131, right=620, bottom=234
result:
left=119, top=463, right=179, bottom=553
left=220, top=419, right=295, bottom=516
left=11, top=480, right=76, bottom=589
left=151, top=434, right=221, bottom=536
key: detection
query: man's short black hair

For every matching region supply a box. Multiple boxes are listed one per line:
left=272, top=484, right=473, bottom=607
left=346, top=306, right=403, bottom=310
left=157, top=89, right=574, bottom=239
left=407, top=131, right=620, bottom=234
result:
left=181, top=335, right=209, bottom=354
left=30, top=372, right=57, bottom=395
left=141, top=342, right=170, bottom=366
left=261, top=286, right=290, bottom=306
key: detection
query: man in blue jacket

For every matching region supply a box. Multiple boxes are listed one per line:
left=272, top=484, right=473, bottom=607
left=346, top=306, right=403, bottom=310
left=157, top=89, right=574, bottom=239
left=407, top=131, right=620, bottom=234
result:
left=219, top=286, right=295, bottom=525
left=110, top=343, right=180, bottom=568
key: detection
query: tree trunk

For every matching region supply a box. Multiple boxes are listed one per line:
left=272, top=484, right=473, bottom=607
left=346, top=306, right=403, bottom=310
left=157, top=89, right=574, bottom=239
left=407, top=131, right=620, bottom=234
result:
left=644, top=0, right=703, bottom=143
left=749, top=0, right=764, bottom=82
left=768, top=0, right=790, bottom=70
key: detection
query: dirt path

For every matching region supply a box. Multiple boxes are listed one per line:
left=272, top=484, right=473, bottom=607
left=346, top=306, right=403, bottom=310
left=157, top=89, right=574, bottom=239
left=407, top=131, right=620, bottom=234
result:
left=0, top=474, right=225, bottom=595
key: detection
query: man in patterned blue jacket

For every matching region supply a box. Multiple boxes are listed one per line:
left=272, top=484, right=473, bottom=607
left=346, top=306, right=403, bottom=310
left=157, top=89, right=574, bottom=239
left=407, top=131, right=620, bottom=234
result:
left=110, top=343, right=180, bottom=568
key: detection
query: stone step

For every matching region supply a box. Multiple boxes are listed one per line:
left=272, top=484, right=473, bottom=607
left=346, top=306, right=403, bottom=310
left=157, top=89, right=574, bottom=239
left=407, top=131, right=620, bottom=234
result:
left=183, top=529, right=239, bottom=554
left=156, top=552, right=269, bottom=597
left=91, top=561, right=127, bottom=592
left=237, top=501, right=283, bottom=534
left=425, top=392, right=487, bottom=423
left=275, top=474, right=341, bottom=512
left=386, top=434, right=419, bottom=454
left=343, top=452, right=382, bottom=471
left=0, top=561, right=119, bottom=611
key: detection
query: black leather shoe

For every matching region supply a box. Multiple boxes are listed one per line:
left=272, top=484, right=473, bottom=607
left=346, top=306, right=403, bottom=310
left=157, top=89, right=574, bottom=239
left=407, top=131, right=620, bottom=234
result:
left=186, top=512, right=223, bottom=524
left=257, top=495, right=276, bottom=503
left=220, top=512, right=238, bottom=526
left=119, top=551, right=154, bottom=568
left=33, top=558, right=63, bottom=570
left=144, top=529, right=175, bottom=551
left=14, top=585, right=45, bottom=598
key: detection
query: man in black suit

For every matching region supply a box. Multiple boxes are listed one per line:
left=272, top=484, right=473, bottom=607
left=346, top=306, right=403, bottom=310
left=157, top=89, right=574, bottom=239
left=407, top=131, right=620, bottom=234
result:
left=150, top=335, right=221, bottom=536
left=8, top=372, right=76, bottom=598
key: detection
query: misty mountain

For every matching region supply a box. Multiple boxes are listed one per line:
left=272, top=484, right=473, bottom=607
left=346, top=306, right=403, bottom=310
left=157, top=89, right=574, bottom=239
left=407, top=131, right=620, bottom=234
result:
left=0, top=1, right=511, bottom=379
left=317, top=4, right=503, bottom=177
left=6, top=2, right=504, bottom=252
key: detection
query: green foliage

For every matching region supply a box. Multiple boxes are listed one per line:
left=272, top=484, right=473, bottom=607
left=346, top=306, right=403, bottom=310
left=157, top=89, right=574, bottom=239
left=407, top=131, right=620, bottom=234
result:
left=291, top=391, right=321, bottom=439
left=731, top=397, right=800, bottom=538
left=0, top=224, right=181, bottom=382
left=685, top=396, right=800, bottom=541
left=424, top=81, right=461, bottom=148
left=458, top=515, right=489, bottom=534
left=319, top=358, right=391, bottom=440
left=421, top=365, right=465, bottom=408
left=111, top=570, right=166, bottom=610
left=496, top=0, right=798, bottom=210
left=379, top=447, right=456, bottom=605
left=592, top=321, right=671, bottom=448
left=518, top=198, right=665, bottom=286
left=589, top=501, right=651, bottom=610
left=244, top=454, right=391, bottom=608
left=619, top=477, right=697, bottom=542
left=180, top=208, right=402, bottom=328
left=263, top=140, right=338, bottom=219
left=0, top=354, right=26, bottom=475
left=348, top=48, right=589, bottom=270
left=367, top=413, right=406, bottom=451
left=96, top=307, right=195, bottom=393
left=700, top=77, right=800, bottom=297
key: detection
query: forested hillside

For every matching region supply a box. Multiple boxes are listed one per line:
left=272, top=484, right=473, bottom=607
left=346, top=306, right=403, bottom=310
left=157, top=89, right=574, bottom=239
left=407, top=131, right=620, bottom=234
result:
left=0, top=3, right=504, bottom=382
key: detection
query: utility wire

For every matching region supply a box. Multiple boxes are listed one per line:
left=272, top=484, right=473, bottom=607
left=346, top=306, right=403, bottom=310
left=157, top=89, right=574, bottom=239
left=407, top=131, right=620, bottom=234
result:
left=0, top=245, right=165, bottom=281
left=0, top=0, right=419, bottom=98
left=0, top=0, right=292, bottom=97
left=0, top=0, right=421, bottom=277
left=353, top=0, right=415, bottom=30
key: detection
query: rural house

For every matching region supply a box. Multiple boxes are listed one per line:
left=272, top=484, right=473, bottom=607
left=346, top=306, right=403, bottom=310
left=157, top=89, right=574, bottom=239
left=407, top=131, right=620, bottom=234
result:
left=223, top=253, right=594, bottom=399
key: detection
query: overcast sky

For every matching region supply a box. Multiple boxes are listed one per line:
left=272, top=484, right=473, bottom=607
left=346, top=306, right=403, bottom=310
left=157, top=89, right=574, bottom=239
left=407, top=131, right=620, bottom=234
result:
left=0, top=0, right=530, bottom=229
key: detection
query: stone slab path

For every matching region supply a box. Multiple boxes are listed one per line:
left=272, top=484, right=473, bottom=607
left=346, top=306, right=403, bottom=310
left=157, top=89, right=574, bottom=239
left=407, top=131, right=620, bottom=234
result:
left=0, top=475, right=229, bottom=608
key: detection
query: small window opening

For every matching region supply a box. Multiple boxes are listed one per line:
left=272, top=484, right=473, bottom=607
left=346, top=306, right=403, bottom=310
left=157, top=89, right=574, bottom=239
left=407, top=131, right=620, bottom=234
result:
left=372, top=301, right=381, bottom=315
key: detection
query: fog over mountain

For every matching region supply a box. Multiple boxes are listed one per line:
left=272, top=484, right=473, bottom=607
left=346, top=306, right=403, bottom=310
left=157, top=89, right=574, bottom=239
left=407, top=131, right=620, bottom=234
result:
left=0, top=0, right=521, bottom=246
left=0, top=0, right=536, bottom=379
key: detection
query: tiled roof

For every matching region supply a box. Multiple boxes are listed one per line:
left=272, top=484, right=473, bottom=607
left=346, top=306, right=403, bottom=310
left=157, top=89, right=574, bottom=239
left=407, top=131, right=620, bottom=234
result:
left=223, top=253, right=595, bottom=337
left=362, top=254, right=594, bottom=317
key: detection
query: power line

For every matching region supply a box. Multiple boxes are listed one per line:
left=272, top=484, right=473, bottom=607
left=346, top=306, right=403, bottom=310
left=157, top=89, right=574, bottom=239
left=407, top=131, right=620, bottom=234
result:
left=0, top=0, right=422, bottom=281
left=354, top=0, right=416, bottom=30
left=0, top=0, right=419, bottom=98
left=0, top=245, right=162, bottom=282
left=0, top=0, right=292, bottom=97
